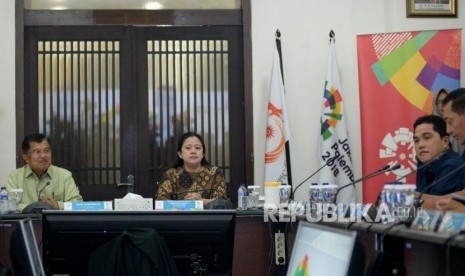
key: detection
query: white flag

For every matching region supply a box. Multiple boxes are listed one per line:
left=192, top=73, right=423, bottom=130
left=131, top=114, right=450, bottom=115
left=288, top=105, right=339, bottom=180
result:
left=318, top=41, right=355, bottom=204
left=265, top=46, right=291, bottom=184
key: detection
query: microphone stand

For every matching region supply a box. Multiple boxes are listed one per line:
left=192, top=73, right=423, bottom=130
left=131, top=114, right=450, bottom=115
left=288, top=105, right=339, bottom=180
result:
left=22, top=182, right=53, bottom=213
left=333, top=164, right=395, bottom=203
left=290, top=155, right=338, bottom=200
left=368, top=156, right=464, bottom=225
left=394, top=151, right=447, bottom=184
left=117, top=175, right=135, bottom=194
left=368, top=152, right=448, bottom=221
left=38, top=181, right=51, bottom=201
left=409, top=162, right=465, bottom=224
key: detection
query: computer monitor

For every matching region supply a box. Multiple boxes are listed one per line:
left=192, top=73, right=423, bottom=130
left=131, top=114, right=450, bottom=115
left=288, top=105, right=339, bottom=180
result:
left=9, top=218, right=46, bottom=276
left=287, top=221, right=358, bottom=276
left=42, top=210, right=236, bottom=275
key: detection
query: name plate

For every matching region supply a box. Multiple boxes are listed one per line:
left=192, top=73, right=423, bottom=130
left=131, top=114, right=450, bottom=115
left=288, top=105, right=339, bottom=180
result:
left=155, top=200, right=203, bottom=211
left=64, top=201, right=113, bottom=211
left=437, top=211, right=465, bottom=234
left=410, top=209, right=442, bottom=232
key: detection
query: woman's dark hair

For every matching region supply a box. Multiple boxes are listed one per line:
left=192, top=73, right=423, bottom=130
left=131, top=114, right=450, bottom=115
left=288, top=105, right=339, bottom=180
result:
left=172, top=132, right=210, bottom=168
left=442, top=87, right=465, bottom=115
left=21, top=133, right=51, bottom=153
left=435, top=88, right=448, bottom=107
left=413, top=115, right=449, bottom=138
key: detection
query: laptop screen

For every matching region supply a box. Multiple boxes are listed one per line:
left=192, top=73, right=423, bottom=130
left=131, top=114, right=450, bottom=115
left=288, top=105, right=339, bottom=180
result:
left=287, top=221, right=357, bottom=276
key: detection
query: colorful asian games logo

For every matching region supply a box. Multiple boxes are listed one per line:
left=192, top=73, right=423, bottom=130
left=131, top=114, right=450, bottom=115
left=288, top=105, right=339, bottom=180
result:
left=292, top=255, right=309, bottom=276
left=321, top=82, right=343, bottom=141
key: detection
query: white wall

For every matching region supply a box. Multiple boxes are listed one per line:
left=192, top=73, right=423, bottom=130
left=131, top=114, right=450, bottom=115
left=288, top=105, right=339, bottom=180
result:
left=251, top=0, right=465, bottom=202
left=0, top=0, right=16, bottom=186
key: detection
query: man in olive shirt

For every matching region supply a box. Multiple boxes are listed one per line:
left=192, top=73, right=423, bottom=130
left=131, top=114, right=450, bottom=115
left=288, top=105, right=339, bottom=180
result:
left=6, top=133, right=82, bottom=211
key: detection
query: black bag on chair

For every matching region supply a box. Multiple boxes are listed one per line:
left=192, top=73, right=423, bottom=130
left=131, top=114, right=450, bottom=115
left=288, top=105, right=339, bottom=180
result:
left=88, top=228, right=179, bottom=276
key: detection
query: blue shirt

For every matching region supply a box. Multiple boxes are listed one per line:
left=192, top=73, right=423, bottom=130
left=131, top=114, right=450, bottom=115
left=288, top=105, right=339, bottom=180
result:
left=416, top=150, right=465, bottom=195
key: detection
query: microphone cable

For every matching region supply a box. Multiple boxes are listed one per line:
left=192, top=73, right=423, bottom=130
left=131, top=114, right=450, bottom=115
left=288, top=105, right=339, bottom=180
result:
left=376, top=221, right=406, bottom=251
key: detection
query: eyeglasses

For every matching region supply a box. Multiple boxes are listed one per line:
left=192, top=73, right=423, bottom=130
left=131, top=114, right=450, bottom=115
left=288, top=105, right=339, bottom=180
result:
left=28, top=148, right=52, bottom=157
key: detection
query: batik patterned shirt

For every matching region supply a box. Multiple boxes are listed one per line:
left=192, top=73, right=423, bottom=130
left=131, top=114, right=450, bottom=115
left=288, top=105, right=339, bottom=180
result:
left=156, top=166, right=227, bottom=200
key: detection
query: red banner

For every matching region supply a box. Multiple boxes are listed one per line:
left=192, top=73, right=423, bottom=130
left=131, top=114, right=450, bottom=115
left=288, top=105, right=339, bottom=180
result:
left=357, top=29, right=461, bottom=203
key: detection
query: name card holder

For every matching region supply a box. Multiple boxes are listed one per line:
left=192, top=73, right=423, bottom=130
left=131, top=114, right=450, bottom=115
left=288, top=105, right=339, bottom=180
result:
left=64, top=201, right=113, bottom=211
left=437, top=211, right=465, bottom=234
left=410, top=209, right=442, bottom=232
left=155, top=200, right=203, bottom=211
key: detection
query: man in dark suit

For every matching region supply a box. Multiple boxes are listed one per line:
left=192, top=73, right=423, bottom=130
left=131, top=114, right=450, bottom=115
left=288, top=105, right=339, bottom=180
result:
left=421, top=88, right=465, bottom=211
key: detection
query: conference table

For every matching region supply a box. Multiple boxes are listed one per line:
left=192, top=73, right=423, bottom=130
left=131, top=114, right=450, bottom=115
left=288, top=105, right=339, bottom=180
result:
left=1, top=210, right=465, bottom=275
left=234, top=210, right=465, bottom=276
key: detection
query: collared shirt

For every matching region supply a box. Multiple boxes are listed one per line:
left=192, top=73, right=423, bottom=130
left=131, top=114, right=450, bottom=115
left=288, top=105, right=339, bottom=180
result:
left=6, top=164, right=83, bottom=211
left=156, top=166, right=227, bottom=200
left=416, top=149, right=465, bottom=195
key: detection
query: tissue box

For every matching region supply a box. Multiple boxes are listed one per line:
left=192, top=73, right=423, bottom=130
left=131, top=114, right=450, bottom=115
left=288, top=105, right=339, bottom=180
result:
left=114, top=198, right=153, bottom=210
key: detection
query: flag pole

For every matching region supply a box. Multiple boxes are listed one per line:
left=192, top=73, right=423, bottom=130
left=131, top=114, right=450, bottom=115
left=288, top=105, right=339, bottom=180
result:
left=318, top=29, right=355, bottom=204
left=275, top=29, right=293, bottom=188
left=275, top=30, right=284, bottom=82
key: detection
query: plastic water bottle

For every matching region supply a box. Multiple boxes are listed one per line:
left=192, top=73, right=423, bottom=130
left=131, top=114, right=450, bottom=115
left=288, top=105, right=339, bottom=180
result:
left=395, top=186, right=408, bottom=221
left=322, top=183, right=336, bottom=203
left=237, top=184, right=248, bottom=210
left=379, top=185, right=391, bottom=224
left=404, top=184, right=416, bottom=206
left=309, top=183, right=320, bottom=215
left=389, top=185, right=399, bottom=221
left=404, top=184, right=416, bottom=221
left=309, top=183, right=319, bottom=205
left=309, top=183, right=319, bottom=203
left=0, top=187, right=8, bottom=214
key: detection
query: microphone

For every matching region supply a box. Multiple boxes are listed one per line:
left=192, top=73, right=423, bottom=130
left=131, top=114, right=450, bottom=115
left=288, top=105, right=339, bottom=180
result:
left=172, top=188, right=217, bottom=200
left=393, top=150, right=447, bottom=184
left=22, top=181, right=53, bottom=213
left=128, top=174, right=135, bottom=193
left=373, top=151, right=447, bottom=207
left=366, top=151, right=448, bottom=223
left=414, top=162, right=465, bottom=208
left=171, top=189, right=232, bottom=209
left=117, top=174, right=135, bottom=194
left=290, top=155, right=338, bottom=200
left=397, top=162, right=465, bottom=226
left=333, top=164, right=400, bottom=203
left=38, top=181, right=50, bottom=201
